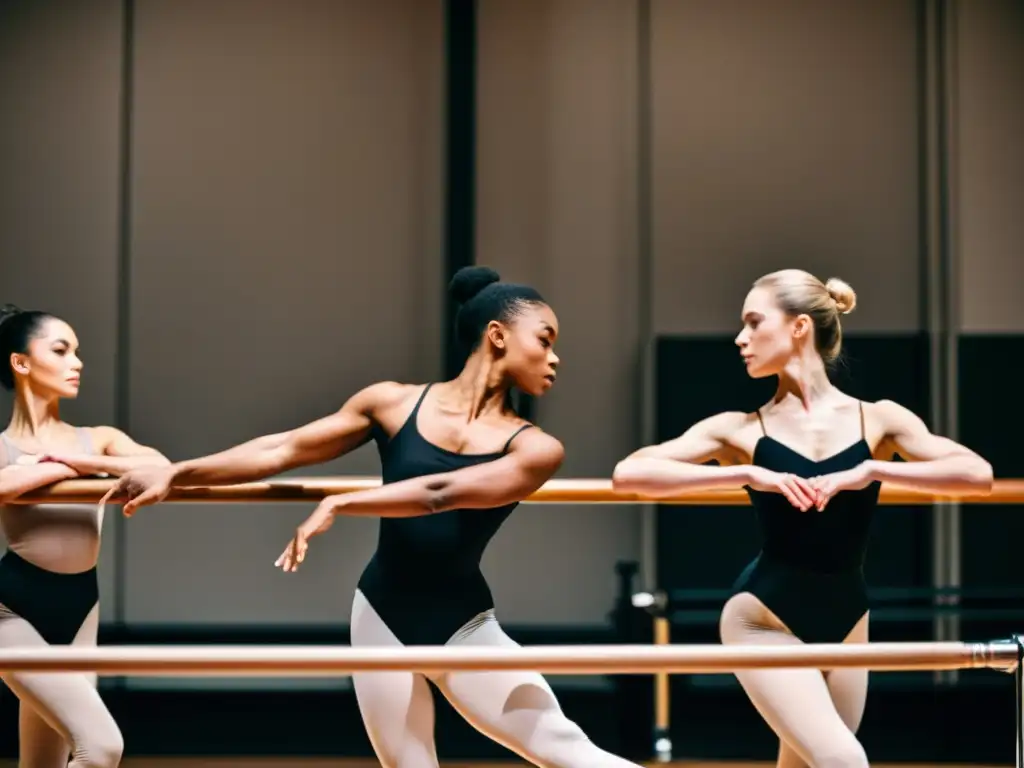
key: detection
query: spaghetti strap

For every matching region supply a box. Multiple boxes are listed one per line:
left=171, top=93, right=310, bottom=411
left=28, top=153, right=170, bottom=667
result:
left=858, top=401, right=865, bottom=439
left=755, top=409, right=767, bottom=436
left=501, top=424, right=534, bottom=453
left=411, top=383, right=433, bottom=416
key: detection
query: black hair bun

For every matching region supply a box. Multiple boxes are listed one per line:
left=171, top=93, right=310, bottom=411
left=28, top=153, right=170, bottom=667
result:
left=0, top=304, right=22, bottom=328
left=448, top=266, right=500, bottom=305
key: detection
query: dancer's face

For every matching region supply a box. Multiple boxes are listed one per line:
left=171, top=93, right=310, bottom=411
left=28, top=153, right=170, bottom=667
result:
left=734, top=287, right=805, bottom=379
left=488, top=303, right=559, bottom=396
left=11, top=318, right=83, bottom=398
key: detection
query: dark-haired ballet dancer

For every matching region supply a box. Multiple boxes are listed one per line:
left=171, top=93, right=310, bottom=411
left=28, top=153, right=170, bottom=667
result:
left=613, top=270, right=992, bottom=768
left=104, top=268, right=641, bottom=768
left=0, top=304, right=169, bottom=768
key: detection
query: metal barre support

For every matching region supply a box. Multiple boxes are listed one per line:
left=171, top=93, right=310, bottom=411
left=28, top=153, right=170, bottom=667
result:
left=1016, top=635, right=1023, bottom=768
left=653, top=613, right=671, bottom=763
left=635, top=590, right=673, bottom=763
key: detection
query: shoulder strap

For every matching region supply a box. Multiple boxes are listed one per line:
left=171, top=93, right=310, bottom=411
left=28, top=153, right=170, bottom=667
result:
left=754, top=409, right=767, bottom=436
left=501, top=424, right=534, bottom=453
left=411, top=383, right=432, bottom=417
left=858, top=401, right=866, bottom=439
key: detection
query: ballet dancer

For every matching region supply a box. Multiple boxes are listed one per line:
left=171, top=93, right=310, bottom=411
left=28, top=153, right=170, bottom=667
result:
left=102, top=268, right=641, bottom=768
left=612, top=270, right=992, bottom=768
left=0, top=304, right=169, bottom=768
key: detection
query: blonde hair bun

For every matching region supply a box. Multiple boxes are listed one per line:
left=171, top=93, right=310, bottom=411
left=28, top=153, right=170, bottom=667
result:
left=825, top=277, right=856, bottom=315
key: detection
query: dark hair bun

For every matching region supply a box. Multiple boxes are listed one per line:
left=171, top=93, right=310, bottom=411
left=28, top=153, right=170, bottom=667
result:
left=448, top=266, right=501, bottom=305
left=0, top=304, right=22, bottom=328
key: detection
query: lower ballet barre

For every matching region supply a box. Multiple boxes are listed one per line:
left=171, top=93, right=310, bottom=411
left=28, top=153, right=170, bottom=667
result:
left=0, top=639, right=1018, bottom=676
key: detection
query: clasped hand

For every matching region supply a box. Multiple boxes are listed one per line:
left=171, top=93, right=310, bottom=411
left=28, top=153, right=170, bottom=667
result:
left=36, top=452, right=101, bottom=475
left=748, top=462, right=875, bottom=512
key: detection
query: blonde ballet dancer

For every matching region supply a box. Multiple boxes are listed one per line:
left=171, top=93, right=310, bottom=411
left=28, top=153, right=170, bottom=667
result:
left=613, top=270, right=992, bottom=767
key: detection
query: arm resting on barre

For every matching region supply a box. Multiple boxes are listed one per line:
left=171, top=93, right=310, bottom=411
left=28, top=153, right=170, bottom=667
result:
left=612, top=411, right=753, bottom=497
left=39, top=426, right=169, bottom=477
left=614, top=412, right=816, bottom=510
left=0, top=462, right=80, bottom=504
left=612, top=457, right=754, bottom=497
left=169, top=382, right=408, bottom=487
left=869, top=400, right=993, bottom=496
left=104, top=382, right=411, bottom=516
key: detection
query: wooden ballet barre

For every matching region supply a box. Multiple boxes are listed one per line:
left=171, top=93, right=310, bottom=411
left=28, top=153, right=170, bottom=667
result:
left=0, top=641, right=1016, bottom=676
left=14, top=477, right=1024, bottom=506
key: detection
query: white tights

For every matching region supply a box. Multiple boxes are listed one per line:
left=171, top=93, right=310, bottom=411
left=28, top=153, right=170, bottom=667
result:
left=349, top=589, right=640, bottom=768
left=720, top=592, right=870, bottom=768
left=0, top=603, right=123, bottom=768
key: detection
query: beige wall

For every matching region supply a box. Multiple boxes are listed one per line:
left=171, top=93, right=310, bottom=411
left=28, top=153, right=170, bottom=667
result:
left=955, top=0, right=1024, bottom=333
left=0, top=0, right=125, bottom=622
left=0, top=0, right=448, bottom=631
left=122, top=0, right=444, bottom=626
left=476, top=0, right=643, bottom=623
left=650, top=0, right=922, bottom=335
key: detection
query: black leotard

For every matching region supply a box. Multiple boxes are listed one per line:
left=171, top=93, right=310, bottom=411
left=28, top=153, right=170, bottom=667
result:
left=733, top=402, right=881, bottom=643
left=355, top=384, right=533, bottom=645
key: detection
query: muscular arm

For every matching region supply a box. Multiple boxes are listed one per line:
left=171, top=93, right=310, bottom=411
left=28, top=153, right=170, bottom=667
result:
left=867, top=400, right=993, bottom=495
left=0, top=462, right=80, bottom=504
left=611, top=412, right=754, bottom=498
left=319, top=428, right=564, bottom=518
left=69, top=427, right=170, bottom=476
left=168, top=382, right=403, bottom=487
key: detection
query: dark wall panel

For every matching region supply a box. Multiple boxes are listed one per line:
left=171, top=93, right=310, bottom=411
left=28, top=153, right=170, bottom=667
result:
left=957, top=335, right=1024, bottom=642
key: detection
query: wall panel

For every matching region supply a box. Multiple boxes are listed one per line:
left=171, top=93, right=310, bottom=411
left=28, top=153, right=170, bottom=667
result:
left=125, top=0, right=444, bottom=626
left=0, top=0, right=125, bottom=622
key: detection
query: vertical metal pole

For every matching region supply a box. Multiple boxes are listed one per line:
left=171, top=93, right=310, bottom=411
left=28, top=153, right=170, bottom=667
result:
left=920, top=0, right=960, bottom=683
left=1017, top=659, right=1022, bottom=768
left=920, top=0, right=946, bottom=671
left=1011, top=634, right=1019, bottom=765
left=939, top=0, right=962, bottom=663
left=1015, top=635, right=1023, bottom=768
left=652, top=609, right=671, bottom=762
left=112, top=0, right=136, bottom=691
left=635, top=0, right=657, bottom=594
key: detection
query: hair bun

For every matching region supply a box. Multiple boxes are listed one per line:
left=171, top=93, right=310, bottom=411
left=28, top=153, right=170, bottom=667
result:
left=0, top=304, right=22, bottom=328
left=824, top=278, right=856, bottom=315
left=448, top=266, right=501, bottom=305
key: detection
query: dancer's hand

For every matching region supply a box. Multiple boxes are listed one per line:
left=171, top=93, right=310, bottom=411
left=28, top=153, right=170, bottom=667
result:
left=807, top=462, right=876, bottom=511
left=275, top=498, right=337, bottom=573
left=746, top=466, right=816, bottom=512
left=99, top=466, right=175, bottom=516
left=39, top=452, right=104, bottom=476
